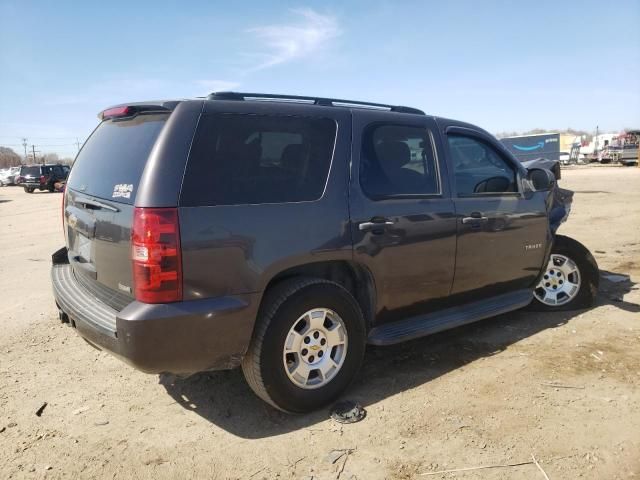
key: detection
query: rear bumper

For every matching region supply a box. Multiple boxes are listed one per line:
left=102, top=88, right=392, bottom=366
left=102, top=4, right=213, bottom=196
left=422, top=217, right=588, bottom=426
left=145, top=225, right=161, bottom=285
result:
left=51, top=247, right=260, bottom=374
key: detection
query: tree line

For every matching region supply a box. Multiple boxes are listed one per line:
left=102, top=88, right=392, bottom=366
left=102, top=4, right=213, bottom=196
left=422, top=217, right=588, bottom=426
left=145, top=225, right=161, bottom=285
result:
left=0, top=147, right=74, bottom=169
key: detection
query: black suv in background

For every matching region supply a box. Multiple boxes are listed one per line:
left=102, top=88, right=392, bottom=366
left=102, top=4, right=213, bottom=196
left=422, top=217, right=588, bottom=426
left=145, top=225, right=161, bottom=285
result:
left=51, top=93, right=598, bottom=413
left=20, top=164, right=70, bottom=193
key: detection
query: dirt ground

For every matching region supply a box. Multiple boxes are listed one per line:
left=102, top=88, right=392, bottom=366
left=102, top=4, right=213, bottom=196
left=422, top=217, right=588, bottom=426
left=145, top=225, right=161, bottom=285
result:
left=1, top=166, right=639, bottom=480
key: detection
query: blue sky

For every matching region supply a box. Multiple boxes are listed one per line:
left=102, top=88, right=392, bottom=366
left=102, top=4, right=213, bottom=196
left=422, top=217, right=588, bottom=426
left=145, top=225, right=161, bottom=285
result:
left=1, top=0, right=639, bottom=158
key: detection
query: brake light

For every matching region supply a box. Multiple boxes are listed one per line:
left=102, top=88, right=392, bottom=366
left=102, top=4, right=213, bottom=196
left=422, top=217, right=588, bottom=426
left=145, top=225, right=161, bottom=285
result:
left=40, top=175, right=46, bottom=184
left=131, top=208, right=182, bottom=303
left=101, top=106, right=132, bottom=120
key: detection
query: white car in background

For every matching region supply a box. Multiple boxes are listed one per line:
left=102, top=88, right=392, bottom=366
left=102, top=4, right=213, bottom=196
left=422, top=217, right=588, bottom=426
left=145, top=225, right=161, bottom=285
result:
left=559, top=152, right=586, bottom=165
left=1, top=166, right=21, bottom=185
left=0, top=168, right=11, bottom=186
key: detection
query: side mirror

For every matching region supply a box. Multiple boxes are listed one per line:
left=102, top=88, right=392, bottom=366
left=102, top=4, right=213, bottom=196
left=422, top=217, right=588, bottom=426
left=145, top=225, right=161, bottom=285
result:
left=527, top=168, right=556, bottom=191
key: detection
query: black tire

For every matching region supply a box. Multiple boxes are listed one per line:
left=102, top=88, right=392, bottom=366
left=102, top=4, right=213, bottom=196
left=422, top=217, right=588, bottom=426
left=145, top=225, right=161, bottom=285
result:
left=48, top=184, right=55, bottom=192
left=24, top=186, right=34, bottom=193
left=242, top=277, right=366, bottom=413
left=529, top=235, right=599, bottom=311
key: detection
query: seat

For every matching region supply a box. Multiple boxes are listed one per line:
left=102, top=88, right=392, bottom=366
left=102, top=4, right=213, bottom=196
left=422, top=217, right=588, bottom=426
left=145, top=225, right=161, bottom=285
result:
left=374, top=141, right=424, bottom=194
left=280, top=143, right=305, bottom=172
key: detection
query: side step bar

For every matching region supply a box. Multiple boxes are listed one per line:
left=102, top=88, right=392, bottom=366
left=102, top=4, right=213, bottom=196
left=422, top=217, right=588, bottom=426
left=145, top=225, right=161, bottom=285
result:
left=367, top=289, right=533, bottom=346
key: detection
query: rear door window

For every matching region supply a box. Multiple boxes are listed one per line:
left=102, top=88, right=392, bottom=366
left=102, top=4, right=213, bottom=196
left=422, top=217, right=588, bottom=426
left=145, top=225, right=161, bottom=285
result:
left=181, top=114, right=337, bottom=206
left=360, top=124, right=440, bottom=198
left=67, top=113, right=168, bottom=204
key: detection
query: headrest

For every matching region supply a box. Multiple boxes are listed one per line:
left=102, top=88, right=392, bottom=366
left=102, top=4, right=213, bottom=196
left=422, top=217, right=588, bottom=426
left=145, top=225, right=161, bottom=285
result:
left=281, top=144, right=305, bottom=170
left=375, top=141, right=411, bottom=167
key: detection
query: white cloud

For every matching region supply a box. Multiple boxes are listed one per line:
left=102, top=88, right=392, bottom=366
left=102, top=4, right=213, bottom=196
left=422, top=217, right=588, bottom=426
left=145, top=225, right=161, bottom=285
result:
left=247, top=8, right=340, bottom=71
left=194, top=79, right=241, bottom=93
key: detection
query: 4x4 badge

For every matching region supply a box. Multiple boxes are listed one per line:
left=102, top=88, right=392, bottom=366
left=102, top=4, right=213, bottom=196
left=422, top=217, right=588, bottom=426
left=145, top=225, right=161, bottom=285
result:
left=112, top=183, right=133, bottom=199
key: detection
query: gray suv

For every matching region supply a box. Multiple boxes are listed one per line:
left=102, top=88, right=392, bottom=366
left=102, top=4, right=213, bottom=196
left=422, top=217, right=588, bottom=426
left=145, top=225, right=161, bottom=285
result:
left=51, top=92, right=598, bottom=412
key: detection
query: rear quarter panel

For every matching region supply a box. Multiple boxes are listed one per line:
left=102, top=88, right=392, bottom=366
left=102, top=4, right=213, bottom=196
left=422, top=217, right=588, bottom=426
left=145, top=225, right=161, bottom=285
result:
left=178, top=103, right=353, bottom=300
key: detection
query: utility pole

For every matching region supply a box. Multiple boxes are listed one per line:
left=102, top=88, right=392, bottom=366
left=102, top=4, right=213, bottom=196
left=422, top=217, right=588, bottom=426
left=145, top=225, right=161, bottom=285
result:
left=75, top=137, right=81, bottom=153
left=31, top=145, right=44, bottom=165
left=22, top=138, right=28, bottom=164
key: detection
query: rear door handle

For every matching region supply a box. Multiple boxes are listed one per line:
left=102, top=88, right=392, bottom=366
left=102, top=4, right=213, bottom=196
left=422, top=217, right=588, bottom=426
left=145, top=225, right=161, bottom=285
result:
left=359, top=219, right=395, bottom=231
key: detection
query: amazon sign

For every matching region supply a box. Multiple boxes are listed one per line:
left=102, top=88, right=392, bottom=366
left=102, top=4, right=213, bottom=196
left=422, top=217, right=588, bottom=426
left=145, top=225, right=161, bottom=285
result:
left=500, top=133, right=561, bottom=161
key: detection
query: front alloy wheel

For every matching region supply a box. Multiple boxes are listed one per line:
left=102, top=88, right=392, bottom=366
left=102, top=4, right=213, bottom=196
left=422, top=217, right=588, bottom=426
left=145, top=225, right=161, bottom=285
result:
left=534, top=254, right=581, bottom=306
left=529, top=235, right=598, bottom=311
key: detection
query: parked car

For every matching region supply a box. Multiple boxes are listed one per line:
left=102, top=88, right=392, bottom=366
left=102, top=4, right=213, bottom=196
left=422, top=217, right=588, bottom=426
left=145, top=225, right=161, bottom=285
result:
left=0, top=168, right=10, bottom=186
left=558, top=151, right=586, bottom=165
left=51, top=93, right=599, bottom=413
left=1, top=166, right=21, bottom=185
left=20, top=164, right=70, bottom=193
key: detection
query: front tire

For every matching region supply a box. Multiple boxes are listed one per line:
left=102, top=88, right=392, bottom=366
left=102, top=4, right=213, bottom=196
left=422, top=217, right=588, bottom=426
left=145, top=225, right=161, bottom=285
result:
left=242, top=278, right=366, bottom=413
left=531, top=235, right=599, bottom=311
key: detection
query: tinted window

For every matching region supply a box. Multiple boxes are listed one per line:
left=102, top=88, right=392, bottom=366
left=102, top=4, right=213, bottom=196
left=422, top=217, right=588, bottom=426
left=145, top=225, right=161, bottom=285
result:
left=448, top=135, right=517, bottom=195
left=181, top=114, right=337, bottom=206
left=67, top=113, right=168, bottom=204
left=21, top=166, right=40, bottom=176
left=360, top=124, right=439, bottom=198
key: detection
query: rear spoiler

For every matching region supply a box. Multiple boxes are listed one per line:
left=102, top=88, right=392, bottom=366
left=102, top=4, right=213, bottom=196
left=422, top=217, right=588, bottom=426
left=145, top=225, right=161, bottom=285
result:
left=98, top=100, right=182, bottom=120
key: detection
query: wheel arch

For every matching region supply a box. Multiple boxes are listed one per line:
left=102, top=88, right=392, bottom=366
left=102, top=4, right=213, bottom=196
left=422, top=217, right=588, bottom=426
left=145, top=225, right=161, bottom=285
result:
left=554, top=234, right=599, bottom=288
left=258, top=260, right=377, bottom=330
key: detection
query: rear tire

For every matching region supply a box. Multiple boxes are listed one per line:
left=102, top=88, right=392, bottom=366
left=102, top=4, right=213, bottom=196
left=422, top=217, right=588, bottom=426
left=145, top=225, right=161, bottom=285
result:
left=530, top=235, right=598, bottom=311
left=24, top=186, right=34, bottom=193
left=242, top=278, right=366, bottom=413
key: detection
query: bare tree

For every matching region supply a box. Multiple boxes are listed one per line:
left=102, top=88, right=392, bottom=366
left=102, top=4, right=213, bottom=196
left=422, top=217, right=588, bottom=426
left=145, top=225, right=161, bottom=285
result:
left=0, top=147, right=22, bottom=168
left=43, top=152, right=60, bottom=163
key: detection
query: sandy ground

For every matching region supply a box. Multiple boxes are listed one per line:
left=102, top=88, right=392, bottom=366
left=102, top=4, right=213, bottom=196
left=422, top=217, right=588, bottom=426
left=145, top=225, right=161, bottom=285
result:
left=1, top=166, right=639, bottom=480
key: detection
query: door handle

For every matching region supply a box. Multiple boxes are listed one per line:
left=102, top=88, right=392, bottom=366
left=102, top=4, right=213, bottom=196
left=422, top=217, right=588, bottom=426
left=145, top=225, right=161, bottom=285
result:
left=462, top=212, right=489, bottom=225
left=359, top=219, right=395, bottom=231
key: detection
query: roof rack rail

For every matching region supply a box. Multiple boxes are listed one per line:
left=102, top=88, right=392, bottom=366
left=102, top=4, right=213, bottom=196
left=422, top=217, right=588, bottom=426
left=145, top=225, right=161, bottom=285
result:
left=207, top=92, right=425, bottom=115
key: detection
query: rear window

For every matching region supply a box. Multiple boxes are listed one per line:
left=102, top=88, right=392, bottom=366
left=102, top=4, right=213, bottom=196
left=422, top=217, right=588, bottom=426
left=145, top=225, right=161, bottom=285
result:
left=181, top=114, right=337, bottom=206
left=67, top=113, right=168, bottom=204
left=21, top=166, right=40, bottom=176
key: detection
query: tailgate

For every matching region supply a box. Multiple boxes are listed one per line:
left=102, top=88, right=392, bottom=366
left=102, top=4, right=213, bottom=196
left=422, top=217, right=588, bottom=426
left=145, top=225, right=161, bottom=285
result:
left=64, top=112, right=170, bottom=310
left=65, top=190, right=135, bottom=310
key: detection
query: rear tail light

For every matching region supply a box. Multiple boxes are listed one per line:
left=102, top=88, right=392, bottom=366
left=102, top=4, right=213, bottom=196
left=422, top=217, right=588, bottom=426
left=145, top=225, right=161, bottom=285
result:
left=131, top=207, right=182, bottom=303
left=61, top=192, right=66, bottom=239
left=40, top=175, right=46, bottom=184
